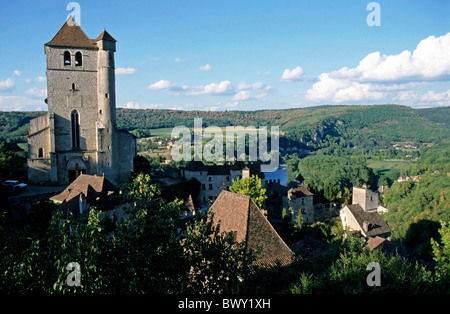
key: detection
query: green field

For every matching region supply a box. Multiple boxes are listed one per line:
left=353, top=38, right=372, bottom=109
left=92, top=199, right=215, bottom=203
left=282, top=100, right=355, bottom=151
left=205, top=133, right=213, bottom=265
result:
left=367, top=159, right=413, bottom=170
left=147, top=126, right=261, bottom=139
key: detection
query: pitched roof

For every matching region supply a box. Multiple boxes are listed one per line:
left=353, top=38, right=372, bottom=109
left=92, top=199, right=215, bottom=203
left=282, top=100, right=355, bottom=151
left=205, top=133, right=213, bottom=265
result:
left=287, top=182, right=314, bottom=198
left=345, top=204, right=392, bottom=237
left=210, top=190, right=295, bottom=267
left=45, top=17, right=98, bottom=50
left=95, top=29, right=117, bottom=42
left=50, top=174, right=119, bottom=204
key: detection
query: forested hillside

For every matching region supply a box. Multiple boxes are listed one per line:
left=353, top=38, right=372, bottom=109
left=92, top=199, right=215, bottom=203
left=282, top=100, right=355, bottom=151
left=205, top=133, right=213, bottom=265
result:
left=415, top=107, right=450, bottom=129
left=1, top=105, right=449, bottom=149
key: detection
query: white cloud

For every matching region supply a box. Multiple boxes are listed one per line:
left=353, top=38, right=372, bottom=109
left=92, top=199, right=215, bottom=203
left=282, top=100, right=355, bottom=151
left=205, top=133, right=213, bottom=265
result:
left=233, top=90, right=251, bottom=101
left=200, top=64, right=212, bottom=71
left=0, top=78, right=15, bottom=92
left=13, top=70, right=21, bottom=76
left=147, top=79, right=179, bottom=91
left=123, top=101, right=160, bottom=109
left=188, top=80, right=233, bottom=96
left=174, top=57, right=184, bottom=63
left=237, top=81, right=273, bottom=91
left=116, top=67, right=137, bottom=75
left=281, top=66, right=305, bottom=81
left=306, top=33, right=450, bottom=103
left=257, top=71, right=271, bottom=77
left=0, top=95, right=44, bottom=111
left=36, top=76, right=46, bottom=83
left=26, top=87, right=47, bottom=99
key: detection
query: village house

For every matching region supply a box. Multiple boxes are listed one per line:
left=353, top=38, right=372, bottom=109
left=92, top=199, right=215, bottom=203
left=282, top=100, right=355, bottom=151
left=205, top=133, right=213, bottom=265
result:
left=210, top=190, right=295, bottom=268
left=50, top=174, right=119, bottom=218
left=182, top=160, right=264, bottom=204
left=340, top=185, right=391, bottom=239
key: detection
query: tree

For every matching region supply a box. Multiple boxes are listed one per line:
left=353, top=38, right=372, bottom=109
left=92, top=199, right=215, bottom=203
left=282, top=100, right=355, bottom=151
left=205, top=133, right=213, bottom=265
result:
left=229, top=175, right=267, bottom=208
left=431, top=221, right=450, bottom=286
left=183, top=211, right=255, bottom=293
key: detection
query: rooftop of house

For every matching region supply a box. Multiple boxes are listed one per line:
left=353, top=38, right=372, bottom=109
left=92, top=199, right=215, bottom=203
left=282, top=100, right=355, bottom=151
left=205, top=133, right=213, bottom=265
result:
left=50, top=174, right=119, bottom=216
left=345, top=204, right=392, bottom=237
left=210, top=190, right=295, bottom=268
left=286, top=181, right=314, bottom=198
left=184, top=160, right=265, bottom=178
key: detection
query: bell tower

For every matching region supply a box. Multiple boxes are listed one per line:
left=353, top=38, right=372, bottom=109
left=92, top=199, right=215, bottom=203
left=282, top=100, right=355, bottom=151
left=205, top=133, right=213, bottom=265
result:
left=27, top=18, right=136, bottom=186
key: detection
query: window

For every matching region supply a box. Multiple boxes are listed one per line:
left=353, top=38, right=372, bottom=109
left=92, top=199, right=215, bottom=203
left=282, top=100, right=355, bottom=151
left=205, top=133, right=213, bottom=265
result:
left=71, top=110, right=80, bottom=148
left=209, top=184, right=213, bottom=190
left=38, top=147, right=43, bottom=158
left=208, top=176, right=212, bottom=181
left=301, top=198, right=305, bottom=205
left=64, top=51, right=71, bottom=65
left=72, top=83, right=76, bottom=90
left=226, top=176, right=229, bottom=181
left=75, top=52, right=82, bottom=66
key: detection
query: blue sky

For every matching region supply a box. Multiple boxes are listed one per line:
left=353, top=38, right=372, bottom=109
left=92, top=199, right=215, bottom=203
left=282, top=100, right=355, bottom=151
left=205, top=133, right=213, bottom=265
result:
left=0, top=0, right=449, bottom=111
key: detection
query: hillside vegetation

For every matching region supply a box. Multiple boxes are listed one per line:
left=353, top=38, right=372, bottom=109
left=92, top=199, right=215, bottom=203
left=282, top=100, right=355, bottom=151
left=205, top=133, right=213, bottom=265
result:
left=1, top=105, right=449, bottom=149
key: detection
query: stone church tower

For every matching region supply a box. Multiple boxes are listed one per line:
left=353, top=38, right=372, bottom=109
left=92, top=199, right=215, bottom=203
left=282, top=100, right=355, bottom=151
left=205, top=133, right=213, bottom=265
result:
left=27, top=18, right=136, bottom=186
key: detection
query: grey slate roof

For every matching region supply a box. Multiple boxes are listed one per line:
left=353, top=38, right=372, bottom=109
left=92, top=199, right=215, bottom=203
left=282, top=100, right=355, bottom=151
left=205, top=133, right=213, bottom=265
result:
left=345, top=204, right=392, bottom=237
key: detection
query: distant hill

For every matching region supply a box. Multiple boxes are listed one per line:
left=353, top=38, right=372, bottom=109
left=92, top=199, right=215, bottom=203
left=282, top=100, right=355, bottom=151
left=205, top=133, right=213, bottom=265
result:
left=1, top=105, right=449, bottom=149
left=414, top=106, right=450, bottom=129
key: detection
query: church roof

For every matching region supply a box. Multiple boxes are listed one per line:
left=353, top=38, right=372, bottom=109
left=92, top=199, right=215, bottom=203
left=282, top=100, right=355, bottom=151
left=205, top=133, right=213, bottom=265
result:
left=95, top=29, right=117, bottom=42
left=210, top=190, right=295, bottom=268
left=45, top=17, right=99, bottom=50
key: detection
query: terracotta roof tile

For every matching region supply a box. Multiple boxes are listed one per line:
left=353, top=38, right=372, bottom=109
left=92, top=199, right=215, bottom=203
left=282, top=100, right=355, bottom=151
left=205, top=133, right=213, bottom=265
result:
left=210, top=190, right=295, bottom=268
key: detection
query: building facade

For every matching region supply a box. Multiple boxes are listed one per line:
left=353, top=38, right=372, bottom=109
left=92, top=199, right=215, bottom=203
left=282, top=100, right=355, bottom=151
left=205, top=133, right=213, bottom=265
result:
left=27, top=18, right=136, bottom=186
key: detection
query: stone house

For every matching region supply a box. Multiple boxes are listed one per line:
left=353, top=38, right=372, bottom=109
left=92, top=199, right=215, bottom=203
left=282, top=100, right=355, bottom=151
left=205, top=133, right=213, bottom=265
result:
left=340, top=185, right=391, bottom=239
left=50, top=174, right=119, bottom=218
left=27, top=18, right=136, bottom=187
left=283, top=181, right=314, bottom=223
left=182, top=160, right=264, bottom=204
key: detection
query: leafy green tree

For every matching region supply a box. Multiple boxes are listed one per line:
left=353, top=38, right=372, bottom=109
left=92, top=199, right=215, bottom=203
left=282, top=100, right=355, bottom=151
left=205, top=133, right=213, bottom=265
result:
left=183, top=211, right=255, bottom=293
left=229, top=174, right=267, bottom=208
left=431, top=221, right=450, bottom=285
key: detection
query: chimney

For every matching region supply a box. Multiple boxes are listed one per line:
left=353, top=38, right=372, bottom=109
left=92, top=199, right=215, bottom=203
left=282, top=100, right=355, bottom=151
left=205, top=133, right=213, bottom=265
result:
left=363, top=221, right=369, bottom=233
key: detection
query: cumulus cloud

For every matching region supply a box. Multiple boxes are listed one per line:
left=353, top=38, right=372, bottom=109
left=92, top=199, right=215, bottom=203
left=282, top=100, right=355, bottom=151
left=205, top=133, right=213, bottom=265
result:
left=237, top=81, right=274, bottom=91
left=200, top=64, right=212, bottom=71
left=174, top=57, right=184, bottom=63
left=36, top=76, right=46, bottom=83
left=0, top=95, right=44, bottom=111
left=123, top=101, right=160, bottom=109
left=256, top=71, right=271, bottom=77
left=281, top=66, right=305, bottom=81
left=0, top=78, right=15, bottom=92
left=13, top=70, right=21, bottom=76
left=188, top=80, right=233, bottom=96
left=26, top=87, right=47, bottom=99
left=306, top=33, right=450, bottom=103
left=115, top=67, right=137, bottom=75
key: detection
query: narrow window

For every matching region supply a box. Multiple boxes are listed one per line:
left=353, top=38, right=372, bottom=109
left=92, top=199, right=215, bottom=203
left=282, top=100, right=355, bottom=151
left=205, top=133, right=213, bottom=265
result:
left=72, top=83, right=76, bottom=90
left=38, top=147, right=43, bottom=158
left=105, top=93, right=108, bottom=98
left=209, top=184, right=213, bottom=190
left=71, top=110, right=80, bottom=148
left=64, top=51, right=71, bottom=65
left=75, top=52, right=82, bottom=66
